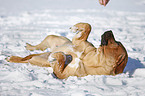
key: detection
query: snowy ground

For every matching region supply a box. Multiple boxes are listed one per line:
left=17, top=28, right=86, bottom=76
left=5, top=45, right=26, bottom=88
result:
left=0, top=0, right=145, bottom=96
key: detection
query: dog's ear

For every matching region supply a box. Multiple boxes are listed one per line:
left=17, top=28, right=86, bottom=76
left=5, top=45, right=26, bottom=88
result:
left=114, top=54, right=128, bottom=74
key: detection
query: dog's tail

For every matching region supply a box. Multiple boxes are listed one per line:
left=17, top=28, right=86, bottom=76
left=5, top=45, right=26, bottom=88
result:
left=6, top=53, right=45, bottom=63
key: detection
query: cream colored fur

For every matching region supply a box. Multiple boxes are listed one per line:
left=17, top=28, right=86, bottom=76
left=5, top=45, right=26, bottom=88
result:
left=6, top=23, right=128, bottom=79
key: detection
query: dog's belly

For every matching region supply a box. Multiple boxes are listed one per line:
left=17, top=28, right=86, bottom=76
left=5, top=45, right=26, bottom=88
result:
left=52, top=43, right=73, bottom=53
left=51, top=43, right=82, bottom=69
left=52, top=43, right=82, bottom=58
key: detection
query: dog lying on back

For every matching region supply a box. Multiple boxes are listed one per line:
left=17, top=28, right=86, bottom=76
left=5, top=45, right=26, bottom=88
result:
left=7, top=23, right=128, bottom=79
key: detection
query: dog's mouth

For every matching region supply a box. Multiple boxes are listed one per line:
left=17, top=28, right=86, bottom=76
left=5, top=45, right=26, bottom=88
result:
left=101, top=30, right=115, bottom=46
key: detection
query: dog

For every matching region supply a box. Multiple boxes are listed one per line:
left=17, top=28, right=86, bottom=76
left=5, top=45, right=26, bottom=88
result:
left=6, top=23, right=128, bottom=79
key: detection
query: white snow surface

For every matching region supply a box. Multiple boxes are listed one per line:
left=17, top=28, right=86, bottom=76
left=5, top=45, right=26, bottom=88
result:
left=0, top=0, right=145, bottom=96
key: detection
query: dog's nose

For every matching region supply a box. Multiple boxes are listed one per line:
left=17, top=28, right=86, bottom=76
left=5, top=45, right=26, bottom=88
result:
left=101, top=30, right=113, bottom=46
left=104, top=30, right=113, bottom=37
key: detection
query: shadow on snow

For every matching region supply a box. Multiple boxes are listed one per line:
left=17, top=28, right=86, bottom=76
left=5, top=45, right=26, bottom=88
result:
left=124, top=57, right=145, bottom=76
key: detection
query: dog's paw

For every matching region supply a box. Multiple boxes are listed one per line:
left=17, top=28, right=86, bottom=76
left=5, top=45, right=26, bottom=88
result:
left=25, top=43, right=35, bottom=51
left=5, top=56, right=11, bottom=62
left=5, top=56, right=23, bottom=63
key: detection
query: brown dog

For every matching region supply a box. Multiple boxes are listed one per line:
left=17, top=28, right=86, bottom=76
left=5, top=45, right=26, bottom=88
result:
left=6, top=23, right=128, bottom=79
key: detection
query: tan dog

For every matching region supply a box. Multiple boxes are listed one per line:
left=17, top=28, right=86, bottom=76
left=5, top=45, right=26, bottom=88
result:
left=6, top=23, right=128, bottom=79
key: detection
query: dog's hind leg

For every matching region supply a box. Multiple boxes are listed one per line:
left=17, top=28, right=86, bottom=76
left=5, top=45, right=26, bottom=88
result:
left=6, top=53, right=44, bottom=63
left=48, top=52, right=68, bottom=79
left=25, top=35, right=71, bottom=51
left=6, top=56, right=29, bottom=63
left=28, top=52, right=51, bottom=67
left=6, top=52, right=51, bottom=67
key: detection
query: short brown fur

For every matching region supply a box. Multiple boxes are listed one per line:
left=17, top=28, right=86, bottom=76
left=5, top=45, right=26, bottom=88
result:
left=6, top=23, right=128, bottom=79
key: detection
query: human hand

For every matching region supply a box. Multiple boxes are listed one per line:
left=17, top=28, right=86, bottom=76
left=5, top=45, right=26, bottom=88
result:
left=99, top=0, right=110, bottom=6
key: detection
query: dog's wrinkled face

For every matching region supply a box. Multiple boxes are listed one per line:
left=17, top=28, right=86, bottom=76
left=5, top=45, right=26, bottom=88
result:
left=101, top=30, right=122, bottom=55
left=101, top=31, right=128, bottom=74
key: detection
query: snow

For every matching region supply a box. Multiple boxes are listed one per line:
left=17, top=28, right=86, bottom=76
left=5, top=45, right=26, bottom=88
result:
left=0, top=0, right=145, bottom=96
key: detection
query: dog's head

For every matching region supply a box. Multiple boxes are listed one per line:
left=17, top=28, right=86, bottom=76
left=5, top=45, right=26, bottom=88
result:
left=70, top=23, right=91, bottom=41
left=101, top=31, right=128, bottom=74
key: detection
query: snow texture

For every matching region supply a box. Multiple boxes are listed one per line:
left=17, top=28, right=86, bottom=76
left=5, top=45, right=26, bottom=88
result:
left=0, top=0, right=145, bottom=96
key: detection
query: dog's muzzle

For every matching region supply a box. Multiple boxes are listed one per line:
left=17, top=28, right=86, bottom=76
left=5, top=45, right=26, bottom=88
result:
left=101, top=30, right=114, bottom=46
